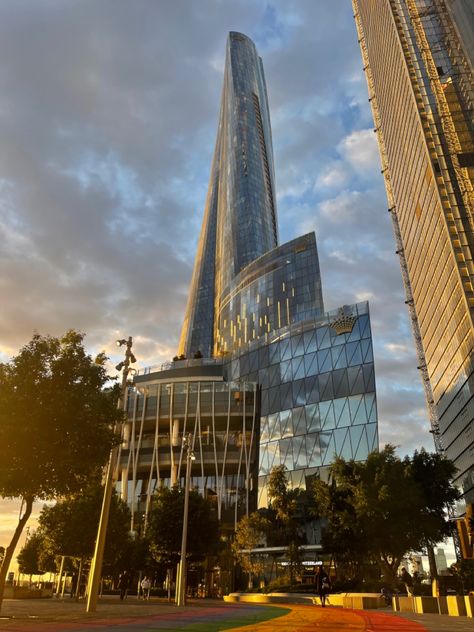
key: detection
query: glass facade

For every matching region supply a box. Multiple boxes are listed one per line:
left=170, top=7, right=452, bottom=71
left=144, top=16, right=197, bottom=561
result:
left=216, top=233, right=324, bottom=354
left=179, top=32, right=278, bottom=358
left=221, top=302, right=377, bottom=507
left=353, top=0, right=474, bottom=501
left=136, top=31, right=378, bottom=531
left=122, top=368, right=259, bottom=528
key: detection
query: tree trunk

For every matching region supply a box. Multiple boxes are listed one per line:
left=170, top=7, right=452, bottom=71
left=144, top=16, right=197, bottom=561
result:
left=426, top=544, right=438, bottom=580
left=0, top=496, right=34, bottom=612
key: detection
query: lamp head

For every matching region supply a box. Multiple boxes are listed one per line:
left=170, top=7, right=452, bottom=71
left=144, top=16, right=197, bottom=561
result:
left=115, top=361, right=125, bottom=371
left=116, top=339, right=127, bottom=347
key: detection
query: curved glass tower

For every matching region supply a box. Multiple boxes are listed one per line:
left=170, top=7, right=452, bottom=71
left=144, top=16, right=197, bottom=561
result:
left=179, top=32, right=278, bottom=358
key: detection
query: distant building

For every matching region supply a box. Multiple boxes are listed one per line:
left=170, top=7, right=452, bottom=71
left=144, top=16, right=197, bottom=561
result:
left=434, top=547, right=448, bottom=571
left=353, top=0, right=474, bottom=503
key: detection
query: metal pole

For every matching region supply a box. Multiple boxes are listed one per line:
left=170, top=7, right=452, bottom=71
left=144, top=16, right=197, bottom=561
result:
left=86, top=337, right=135, bottom=612
left=176, top=434, right=193, bottom=607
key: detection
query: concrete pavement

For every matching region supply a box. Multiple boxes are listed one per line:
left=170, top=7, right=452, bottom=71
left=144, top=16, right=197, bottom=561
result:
left=0, top=597, right=473, bottom=631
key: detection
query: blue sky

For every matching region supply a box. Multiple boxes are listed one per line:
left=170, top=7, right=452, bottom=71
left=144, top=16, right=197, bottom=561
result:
left=0, top=0, right=437, bottom=552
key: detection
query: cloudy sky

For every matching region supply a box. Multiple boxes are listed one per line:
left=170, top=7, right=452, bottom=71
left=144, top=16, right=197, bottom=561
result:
left=0, top=0, right=436, bottom=551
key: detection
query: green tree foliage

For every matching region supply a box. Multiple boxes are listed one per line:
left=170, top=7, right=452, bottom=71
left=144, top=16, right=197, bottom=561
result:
left=147, top=486, right=219, bottom=568
left=38, top=483, right=132, bottom=573
left=267, top=465, right=306, bottom=584
left=0, top=331, right=121, bottom=609
left=313, top=445, right=459, bottom=585
left=232, top=512, right=270, bottom=588
left=17, top=532, right=44, bottom=579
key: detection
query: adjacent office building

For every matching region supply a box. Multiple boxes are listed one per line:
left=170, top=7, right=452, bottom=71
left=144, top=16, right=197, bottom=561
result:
left=122, top=32, right=378, bottom=529
left=353, top=0, right=474, bottom=502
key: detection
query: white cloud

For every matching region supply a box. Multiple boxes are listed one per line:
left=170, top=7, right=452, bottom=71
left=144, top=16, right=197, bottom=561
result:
left=338, top=128, right=380, bottom=174
left=0, top=0, right=429, bottom=456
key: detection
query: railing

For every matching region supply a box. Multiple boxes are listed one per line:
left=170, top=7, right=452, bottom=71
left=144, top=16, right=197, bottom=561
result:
left=136, top=357, right=223, bottom=376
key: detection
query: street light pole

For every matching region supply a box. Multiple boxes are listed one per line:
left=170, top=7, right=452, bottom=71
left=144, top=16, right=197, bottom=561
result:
left=86, top=337, right=136, bottom=613
left=176, top=433, right=195, bottom=607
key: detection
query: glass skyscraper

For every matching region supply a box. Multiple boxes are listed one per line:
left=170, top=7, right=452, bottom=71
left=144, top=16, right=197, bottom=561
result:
left=124, top=32, right=378, bottom=529
left=353, top=0, right=474, bottom=502
left=179, top=32, right=278, bottom=360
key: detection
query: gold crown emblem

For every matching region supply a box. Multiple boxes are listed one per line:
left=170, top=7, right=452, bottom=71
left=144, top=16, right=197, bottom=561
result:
left=330, top=308, right=357, bottom=335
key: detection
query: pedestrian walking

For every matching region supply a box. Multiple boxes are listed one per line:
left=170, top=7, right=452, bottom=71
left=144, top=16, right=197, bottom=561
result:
left=141, top=576, right=151, bottom=600
left=118, top=570, right=130, bottom=601
left=314, top=565, right=331, bottom=607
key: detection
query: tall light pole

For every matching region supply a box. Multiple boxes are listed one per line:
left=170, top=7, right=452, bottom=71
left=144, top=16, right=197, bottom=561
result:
left=86, top=337, right=136, bottom=612
left=176, top=433, right=195, bottom=607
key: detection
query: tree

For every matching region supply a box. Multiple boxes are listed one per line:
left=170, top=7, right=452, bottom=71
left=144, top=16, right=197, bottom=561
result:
left=147, top=486, right=219, bottom=569
left=0, top=331, right=122, bottom=610
left=267, top=465, right=306, bottom=585
left=313, top=472, right=371, bottom=585
left=38, top=483, right=132, bottom=571
left=17, top=532, right=44, bottom=583
left=313, top=445, right=459, bottom=586
left=232, top=512, right=270, bottom=589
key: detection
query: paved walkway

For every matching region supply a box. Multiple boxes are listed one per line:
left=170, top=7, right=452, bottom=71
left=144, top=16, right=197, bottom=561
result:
left=0, top=597, right=473, bottom=632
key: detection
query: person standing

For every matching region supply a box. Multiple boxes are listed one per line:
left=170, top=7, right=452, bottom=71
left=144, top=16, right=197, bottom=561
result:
left=140, top=576, right=151, bottom=600
left=400, top=567, right=414, bottom=597
left=314, top=565, right=331, bottom=607
left=118, top=571, right=130, bottom=601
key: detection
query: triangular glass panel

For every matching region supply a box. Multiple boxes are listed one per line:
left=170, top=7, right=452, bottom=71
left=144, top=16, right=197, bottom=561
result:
left=292, top=406, right=306, bottom=436
left=305, top=403, right=321, bottom=433
left=280, top=409, right=293, bottom=438
left=359, top=315, right=370, bottom=339
left=349, top=425, right=363, bottom=458
left=269, top=342, right=280, bottom=365
left=347, top=317, right=361, bottom=342
left=267, top=441, right=280, bottom=471
left=333, top=368, right=349, bottom=398
left=259, top=444, right=269, bottom=476
left=304, top=329, right=317, bottom=354
left=292, top=355, right=305, bottom=380
left=304, top=352, right=318, bottom=377
left=366, top=422, right=378, bottom=452
left=280, top=360, right=292, bottom=383
left=293, top=435, right=307, bottom=469
left=348, top=366, right=364, bottom=395
left=331, top=345, right=347, bottom=369
left=334, top=427, right=348, bottom=455
left=348, top=394, right=363, bottom=424
left=280, top=438, right=293, bottom=469
left=319, top=372, right=334, bottom=401
left=320, top=431, right=336, bottom=466
left=292, top=379, right=306, bottom=407
left=364, top=393, right=376, bottom=423
left=316, top=326, right=331, bottom=350
left=320, top=401, right=335, bottom=430
left=291, top=334, right=304, bottom=357
left=305, top=376, right=319, bottom=404
left=268, top=386, right=281, bottom=414
left=307, top=432, right=322, bottom=467
left=268, top=413, right=281, bottom=441
left=354, top=427, right=369, bottom=461
left=280, top=336, right=292, bottom=361
left=317, top=348, right=331, bottom=373
left=361, top=338, right=373, bottom=363
left=334, top=397, right=351, bottom=428
left=363, top=364, right=375, bottom=392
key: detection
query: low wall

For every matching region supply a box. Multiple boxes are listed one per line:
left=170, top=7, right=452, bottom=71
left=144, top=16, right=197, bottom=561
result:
left=3, top=586, right=53, bottom=599
left=392, top=594, right=473, bottom=617
left=224, top=592, right=384, bottom=609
